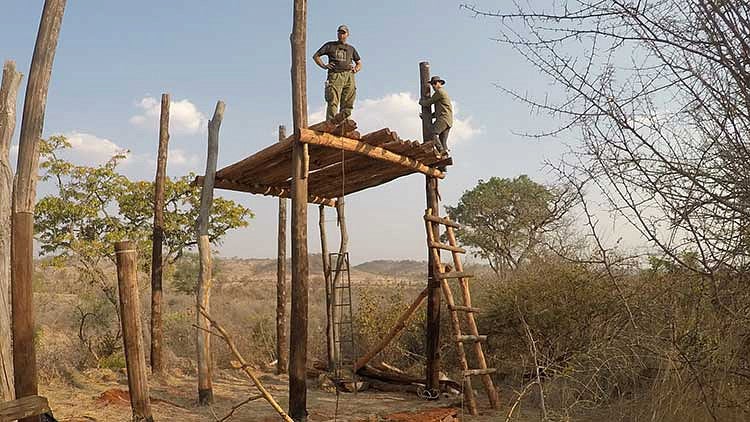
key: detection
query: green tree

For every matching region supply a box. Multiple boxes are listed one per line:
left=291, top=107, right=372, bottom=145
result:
left=446, top=175, right=575, bottom=277
left=34, top=136, right=252, bottom=363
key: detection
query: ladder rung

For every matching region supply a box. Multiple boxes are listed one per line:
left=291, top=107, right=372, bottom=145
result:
left=463, top=368, right=496, bottom=377
left=456, top=335, right=487, bottom=343
left=437, top=271, right=474, bottom=280
left=449, top=305, right=481, bottom=313
left=334, top=303, right=352, bottom=307
left=423, top=214, right=461, bottom=228
left=428, top=241, right=466, bottom=253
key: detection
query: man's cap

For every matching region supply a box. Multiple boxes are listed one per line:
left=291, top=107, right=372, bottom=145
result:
left=337, top=25, right=349, bottom=34
left=428, top=76, right=446, bottom=85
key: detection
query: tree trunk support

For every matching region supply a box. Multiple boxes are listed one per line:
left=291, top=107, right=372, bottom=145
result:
left=289, top=1, right=310, bottom=419
left=196, top=101, right=225, bottom=405
left=0, top=60, right=23, bottom=401
left=420, top=61, right=442, bottom=393
left=276, top=125, right=289, bottom=375
left=11, top=3, right=66, bottom=420
left=150, top=93, right=169, bottom=376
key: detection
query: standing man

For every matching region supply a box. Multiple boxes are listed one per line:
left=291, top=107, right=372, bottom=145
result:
left=314, top=25, right=362, bottom=124
left=420, top=76, right=453, bottom=154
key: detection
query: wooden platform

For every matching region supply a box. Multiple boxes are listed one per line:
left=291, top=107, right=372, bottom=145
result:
left=199, top=120, right=451, bottom=206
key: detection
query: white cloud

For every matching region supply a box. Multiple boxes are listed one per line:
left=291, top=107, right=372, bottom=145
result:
left=130, top=96, right=207, bottom=135
left=65, top=132, right=129, bottom=163
left=309, top=92, right=481, bottom=146
left=167, top=148, right=200, bottom=167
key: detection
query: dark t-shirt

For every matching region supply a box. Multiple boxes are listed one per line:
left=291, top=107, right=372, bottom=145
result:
left=315, top=41, right=361, bottom=73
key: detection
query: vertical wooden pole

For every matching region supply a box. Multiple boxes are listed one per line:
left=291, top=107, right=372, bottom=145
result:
left=0, top=60, right=23, bottom=401
left=115, top=241, right=154, bottom=422
left=12, top=3, right=66, bottom=420
left=150, top=93, right=169, bottom=376
left=330, top=197, right=348, bottom=369
left=420, top=61, right=442, bottom=392
left=318, top=205, right=335, bottom=371
left=289, top=0, right=310, bottom=419
left=276, top=125, right=289, bottom=375
left=196, top=100, right=225, bottom=405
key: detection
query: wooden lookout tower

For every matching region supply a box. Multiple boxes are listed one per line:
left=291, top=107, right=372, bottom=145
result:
left=195, top=1, right=499, bottom=420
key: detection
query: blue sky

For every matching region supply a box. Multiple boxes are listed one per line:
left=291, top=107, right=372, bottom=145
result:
left=1, top=1, right=575, bottom=263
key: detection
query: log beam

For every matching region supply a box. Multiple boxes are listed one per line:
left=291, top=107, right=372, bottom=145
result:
left=298, top=128, right=444, bottom=178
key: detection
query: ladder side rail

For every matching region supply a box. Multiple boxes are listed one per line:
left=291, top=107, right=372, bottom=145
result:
left=425, top=216, right=478, bottom=415
left=446, top=226, right=500, bottom=409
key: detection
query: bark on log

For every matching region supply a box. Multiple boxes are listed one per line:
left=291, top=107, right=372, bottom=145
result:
left=289, top=1, right=310, bottom=419
left=298, top=128, right=444, bottom=178
left=420, top=61, right=442, bottom=393
left=114, top=241, right=154, bottom=422
left=150, top=93, right=169, bottom=376
left=196, top=100, right=225, bottom=405
left=276, top=125, right=289, bottom=375
left=318, top=205, right=335, bottom=372
left=12, top=3, right=66, bottom=419
left=0, top=60, right=23, bottom=401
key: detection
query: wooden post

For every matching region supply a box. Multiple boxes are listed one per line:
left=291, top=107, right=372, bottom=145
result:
left=150, top=93, right=169, bottom=376
left=115, top=241, right=154, bottom=422
left=276, top=125, right=289, bottom=375
left=12, top=2, right=66, bottom=419
left=0, top=60, right=23, bottom=401
left=318, top=205, right=335, bottom=372
left=196, top=100, right=225, bottom=405
left=289, top=0, right=310, bottom=419
left=420, top=61, right=442, bottom=392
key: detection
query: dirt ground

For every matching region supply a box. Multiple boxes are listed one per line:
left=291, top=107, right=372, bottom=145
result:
left=42, top=370, right=509, bottom=421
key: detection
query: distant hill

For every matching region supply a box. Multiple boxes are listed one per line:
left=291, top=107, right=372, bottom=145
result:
left=352, top=259, right=426, bottom=278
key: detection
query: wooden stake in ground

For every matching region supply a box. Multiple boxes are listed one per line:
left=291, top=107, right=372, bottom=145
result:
left=276, top=125, right=289, bottom=375
left=12, top=2, right=66, bottom=419
left=419, top=61, right=442, bottom=392
left=0, top=60, right=23, bottom=401
left=318, top=205, right=335, bottom=372
left=196, top=100, right=225, bottom=405
left=150, top=93, right=169, bottom=376
left=289, top=0, right=310, bottom=419
left=115, top=241, right=154, bottom=422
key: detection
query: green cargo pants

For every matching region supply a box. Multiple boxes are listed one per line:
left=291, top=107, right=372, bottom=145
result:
left=325, top=71, right=356, bottom=121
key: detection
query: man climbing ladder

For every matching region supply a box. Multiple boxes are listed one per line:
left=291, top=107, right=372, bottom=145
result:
left=314, top=25, right=362, bottom=124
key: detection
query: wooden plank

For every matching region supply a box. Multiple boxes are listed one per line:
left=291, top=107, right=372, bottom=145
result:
left=429, top=242, right=466, bottom=254
left=114, top=241, right=153, bottom=422
left=464, top=368, right=497, bottom=377
left=298, top=128, right=445, bottom=178
left=0, top=60, right=23, bottom=401
left=423, top=214, right=460, bottom=228
left=150, top=93, right=169, bottom=376
left=276, top=125, right=289, bottom=376
left=354, top=288, right=428, bottom=371
left=0, top=395, right=50, bottom=421
left=196, top=101, right=225, bottom=406
left=436, top=271, right=473, bottom=280
left=445, top=226, right=499, bottom=409
left=289, top=0, right=310, bottom=418
left=12, top=4, right=67, bottom=417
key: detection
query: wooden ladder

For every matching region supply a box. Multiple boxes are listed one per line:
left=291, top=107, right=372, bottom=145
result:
left=424, top=209, right=499, bottom=415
